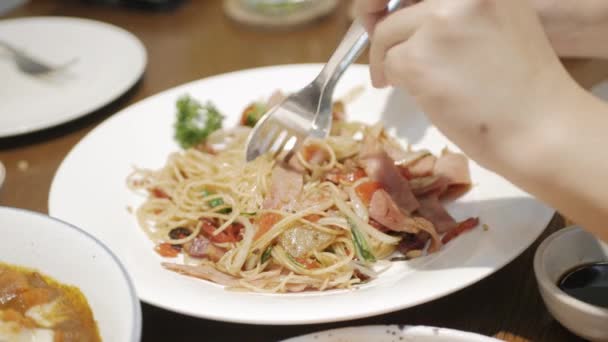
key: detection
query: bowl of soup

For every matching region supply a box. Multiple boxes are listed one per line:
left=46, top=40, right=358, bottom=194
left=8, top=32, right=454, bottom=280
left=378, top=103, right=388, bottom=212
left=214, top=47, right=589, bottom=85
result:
left=0, top=206, right=141, bottom=341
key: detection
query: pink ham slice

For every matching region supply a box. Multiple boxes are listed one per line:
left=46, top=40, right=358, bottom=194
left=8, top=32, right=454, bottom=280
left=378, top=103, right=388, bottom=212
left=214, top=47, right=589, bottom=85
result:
left=408, top=155, right=437, bottom=178
left=287, top=155, right=307, bottom=173
left=369, top=189, right=442, bottom=252
left=382, top=141, right=409, bottom=164
left=263, top=165, right=303, bottom=210
left=416, top=193, right=457, bottom=234
left=162, top=263, right=240, bottom=287
left=369, top=189, right=417, bottom=234
left=433, top=149, right=471, bottom=189
left=409, top=175, right=449, bottom=196
left=359, top=140, right=419, bottom=214
left=184, top=235, right=225, bottom=262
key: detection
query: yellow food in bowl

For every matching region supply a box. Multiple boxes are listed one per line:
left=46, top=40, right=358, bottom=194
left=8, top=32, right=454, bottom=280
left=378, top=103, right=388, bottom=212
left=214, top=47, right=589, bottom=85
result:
left=0, top=262, right=100, bottom=342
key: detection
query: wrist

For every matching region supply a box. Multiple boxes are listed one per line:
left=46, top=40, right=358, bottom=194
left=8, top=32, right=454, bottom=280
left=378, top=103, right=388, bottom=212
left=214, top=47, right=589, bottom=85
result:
left=487, top=74, right=586, bottom=185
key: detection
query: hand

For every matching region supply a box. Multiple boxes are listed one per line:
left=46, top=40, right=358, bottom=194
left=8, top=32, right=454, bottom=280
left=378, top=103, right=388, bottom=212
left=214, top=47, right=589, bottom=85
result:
left=366, top=0, right=580, bottom=171
left=355, top=0, right=608, bottom=59
left=356, top=0, right=608, bottom=243
left=532, top=0, right=608, bottom=58
left=354, top=0, right=417, bottom=33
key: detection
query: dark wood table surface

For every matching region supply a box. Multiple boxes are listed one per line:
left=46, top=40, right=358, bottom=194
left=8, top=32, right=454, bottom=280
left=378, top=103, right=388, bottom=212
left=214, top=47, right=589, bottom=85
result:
left=2, top=1, right=608, bottom=341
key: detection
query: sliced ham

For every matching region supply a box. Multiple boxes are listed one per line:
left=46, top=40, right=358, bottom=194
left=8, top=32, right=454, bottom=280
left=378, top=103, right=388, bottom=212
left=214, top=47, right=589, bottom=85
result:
left=442, top=217, right=480, bottom=244
left=397, top=232, right=429, bottom=254
left=382, top=140, right=409, bottom=164
left=369, top=189, right=418, bottom=234
left=162, top=263, right=239, bottom=287
left=183, top=235, right=226, bottom=262
left=409, top=175, right=449, bottom=196
left=408, top=155, right=437, bottom=178
left=416, top=193, right=457, bottom=234
left=287, top=155, right=307, bottom=173
left=359, top=140, right=419, bottom=214
left=393, top=149, right=432, bottom=167
left=263, top=165, right=303, bottom=210
left=368, top=189, right=442, bottom=252
left=433, top=149, right=471, bottom=188
left=411, top=216, right=442, bottom=253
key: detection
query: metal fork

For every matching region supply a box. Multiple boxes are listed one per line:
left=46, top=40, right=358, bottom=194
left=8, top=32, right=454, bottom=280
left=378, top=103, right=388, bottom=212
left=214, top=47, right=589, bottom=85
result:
left=245, top=0, right=403, bottom=163
left=0, top=40, right=78, bottom=76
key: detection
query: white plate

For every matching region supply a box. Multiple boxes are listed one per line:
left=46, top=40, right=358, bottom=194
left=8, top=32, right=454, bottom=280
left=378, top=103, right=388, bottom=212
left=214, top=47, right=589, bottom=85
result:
left=0, top=206, right=141, bottom=341
left=0, top=17, right=146, bottom=137
left=49, top=64, right=554, bottom=325
left=282, top=325, right=502, bottom=342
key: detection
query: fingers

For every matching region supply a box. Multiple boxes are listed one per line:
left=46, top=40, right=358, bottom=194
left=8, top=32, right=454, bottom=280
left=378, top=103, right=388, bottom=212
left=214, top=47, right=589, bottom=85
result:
left=356, top=0, right=390, bottom=14
left=355, top=0, right=420, bottom=33
left=369, top=1, right=431, bottom=88
left=354, top=0, right=390, bottom=32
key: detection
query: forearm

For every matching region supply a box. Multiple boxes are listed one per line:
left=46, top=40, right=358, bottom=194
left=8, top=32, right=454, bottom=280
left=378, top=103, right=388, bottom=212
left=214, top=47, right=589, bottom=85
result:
left=498, top=84, right=608, bottom=242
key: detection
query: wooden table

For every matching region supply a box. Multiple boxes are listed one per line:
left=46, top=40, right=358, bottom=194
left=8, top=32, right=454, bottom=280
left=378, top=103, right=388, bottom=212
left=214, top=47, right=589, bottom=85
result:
left=2, top=1, right=608, bottom=341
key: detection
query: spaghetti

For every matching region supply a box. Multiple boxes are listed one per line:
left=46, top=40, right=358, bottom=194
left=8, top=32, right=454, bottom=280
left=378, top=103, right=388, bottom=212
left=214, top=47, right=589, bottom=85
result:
left=127, top=95, right=477, bottom=293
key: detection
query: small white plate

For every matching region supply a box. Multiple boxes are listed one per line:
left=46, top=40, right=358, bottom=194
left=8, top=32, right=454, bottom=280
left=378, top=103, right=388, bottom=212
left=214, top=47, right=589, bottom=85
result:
left=282, top=325, right=502, bottom=342
left=0, top=206, right=141, bottom=341
left=49, top=64, right=554, bottom=324
left=0, top=16, right=146, bottom=137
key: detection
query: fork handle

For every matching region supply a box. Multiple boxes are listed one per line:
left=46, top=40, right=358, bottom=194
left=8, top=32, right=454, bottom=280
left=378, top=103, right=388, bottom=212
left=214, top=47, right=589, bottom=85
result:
left=315, top=0, right=403, bottom=91
left=315, top=21, right=368, bottom=90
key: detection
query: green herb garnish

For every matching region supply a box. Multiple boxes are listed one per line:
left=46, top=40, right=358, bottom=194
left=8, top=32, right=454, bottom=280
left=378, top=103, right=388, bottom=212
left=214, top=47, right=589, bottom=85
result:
left=202, top=189, right=231, bottom=214
left=174, top=95, right=224, bottom=149
left=349, top=219, right=376, bottom=263
left=261, top=246, right=273, bottom=264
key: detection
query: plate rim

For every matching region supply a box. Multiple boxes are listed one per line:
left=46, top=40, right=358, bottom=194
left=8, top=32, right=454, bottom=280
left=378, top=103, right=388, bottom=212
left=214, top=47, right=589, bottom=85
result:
left=281, top=324, right=503, bottom=341
left=49, top=63, right=554, bottom=325
left=0, top=16, right=147, bottom=138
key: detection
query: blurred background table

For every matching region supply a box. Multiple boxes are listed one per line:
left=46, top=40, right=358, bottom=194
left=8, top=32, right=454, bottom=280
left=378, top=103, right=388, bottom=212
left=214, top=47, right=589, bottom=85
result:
left=2, top=1, right=608, bottom=341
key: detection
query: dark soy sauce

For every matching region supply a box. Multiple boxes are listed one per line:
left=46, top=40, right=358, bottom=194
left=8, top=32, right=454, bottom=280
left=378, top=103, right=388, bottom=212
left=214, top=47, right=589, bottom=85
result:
left=558, top=262, right=608, bottom=308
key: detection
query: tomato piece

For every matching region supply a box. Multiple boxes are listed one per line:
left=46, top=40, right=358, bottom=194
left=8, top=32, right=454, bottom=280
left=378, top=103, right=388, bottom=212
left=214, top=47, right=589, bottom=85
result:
left=302, top=144, right=330, bottom=165
left=304, top=214, right=322, bottom=223
left=255, top=213, right=283, bottom=240
left=150, top=187, right=170, bottom=199
left=240, top=103, right=255, bottom=126
left=225, top=223, right=244, bottom=242
left=302, top=144, right=319, bottom=162
left=355, top=181, right=382, bottom=205
left=155, top=243, right=180, bottom=258
left=441, top=217, right=480, bottom=244
left=200, top=219, right=241, bottom=243
left=343, top=168, right=366, bottom=183
left=295, top=257, right=320, bottom=269
left=326, top=167, right=366, bottom=184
